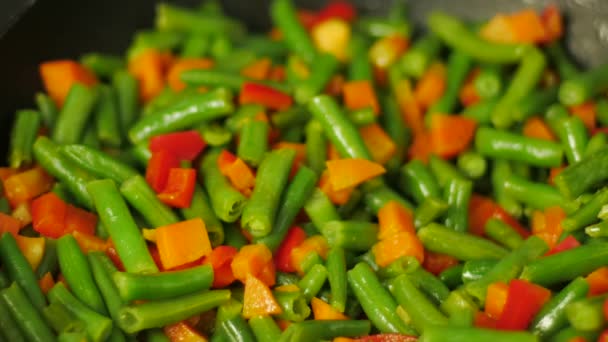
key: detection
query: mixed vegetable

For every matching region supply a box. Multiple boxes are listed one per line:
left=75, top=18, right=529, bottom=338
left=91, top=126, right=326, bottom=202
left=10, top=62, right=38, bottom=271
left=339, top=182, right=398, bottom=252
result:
left=2, top=0, right=608, bottom=341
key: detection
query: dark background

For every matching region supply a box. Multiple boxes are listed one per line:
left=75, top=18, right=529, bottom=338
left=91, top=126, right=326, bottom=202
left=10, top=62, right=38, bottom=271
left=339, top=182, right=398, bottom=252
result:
left=1, top=0, right=608, bottom=160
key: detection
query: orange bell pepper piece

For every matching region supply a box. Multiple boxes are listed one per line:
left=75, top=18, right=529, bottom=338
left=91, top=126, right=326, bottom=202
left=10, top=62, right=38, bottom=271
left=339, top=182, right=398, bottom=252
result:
left=0, top=168, right=18, bottom=182
left=468, top=194, right=530, bottom=238
left=204, top=245, right=238, bottom=288
left=128, top=49, right=171, bottom=102
left=164, top=321, right=208, bottom=342
left=531, top=205, right=565, bottom=249
left=327, top=143, right=341, bottom=161
left=15, top=235, right=45, bottom=271
left=377, top=201, right=415, bottom=240
left=217, top=150, right=256, bottom=196
left=408, top=131, right=433, bottom=164
left=587, top=267, right=608, bottom=296
left=243, top=273, right=282, bottom=318
left=0, top=213, right=21, bottom=237
left=291, top=235, right=329, bottom=275
left=485, top=282, right=509, bottom=319
left=312, top=19, right=351, bottom=61
left=342, top=80, right=380, bottom=115
left=157, top=168, right=197, bottom=208
left=394, top=79, right=424, bottom=136
left=372, top=230, right=424, bottom=267
left=319, top=170, right=354, bottom=205
left=414, top=62, right=447, bottom=111
left=72, top=230, right=108, bottom=253
left=155, top=218, right=213, bottom=270
left=231, top=243, right=276, bottom=287
left=31, top=192, right=68, bottom=239
left=540, top=4, right=563, bottom=43
left=368, top=35, right=409, bottom=69
left=569, top=102, right=597, bottom=132
left=481, top=9, right=547, bottom=44
left=359, top=124, right=397, bottom=165
left=2, top=167, right=54, bottom=207
left=430, top=114, right=477, bottom=159
left=326, top=158, right=386, bottom=191
left=39, top=60, right=97, bottom=107
left=523, top=117, right=556, bottom=141
left=39, top=272, right=56, bottom=295
left=311, top=297, right=348, bottom=320
left=241, top=57, right=272, bottom=80
left=167, top=58, right=214, bottom=92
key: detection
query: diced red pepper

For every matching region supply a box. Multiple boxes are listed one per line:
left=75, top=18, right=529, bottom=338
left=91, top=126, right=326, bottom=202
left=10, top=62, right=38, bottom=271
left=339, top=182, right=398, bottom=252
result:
left=474, top=311, right=498, bottom=329
left=31, top=192, right=68, bottom=239
left=353, top=334, right=418, bottom=342
left=149, top=130, right=207, bottom=161
left=545, top=235, right=580, bottom=256
left=204, top=245, right=238, bottom=288
left=157, top=168, right=197, bottom=208
left=496, top=279, right=552, bottom=330
left=275, top=226, right=307, bottom=273
left=217, top=149, right=238, bottom=175
left=599, top=329, right=608, bottom=342
left=0, top=213, right=21, bottom=237
left=145, top=149, right=180, bottom=193
left=423, top=251, right=459, bottom=276
left=469, top=195, right=530, bottom=238
left=71, top=230, right=107, bottom=253
left=64, top=204, right=97, bottom=236
left=311, top=1, right=357, bottom=27
left=239, top=82, right=293, bottom=111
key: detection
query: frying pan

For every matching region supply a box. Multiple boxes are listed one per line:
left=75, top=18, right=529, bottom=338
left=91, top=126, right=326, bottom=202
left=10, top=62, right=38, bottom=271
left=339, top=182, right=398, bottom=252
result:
left=1, top=0, right=607, bottom=161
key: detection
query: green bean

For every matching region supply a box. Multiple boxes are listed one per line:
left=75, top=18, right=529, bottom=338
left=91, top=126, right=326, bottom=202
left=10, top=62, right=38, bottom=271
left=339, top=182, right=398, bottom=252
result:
left=87, top=179, right=158, bottom=274
left=33, top=136, right=97, bottom=208
left=180, top=184, right=224, bottom=246
left=36, top=238, right=58, bottom=278
left=428, top=11, right=531, bottom=63
left=550, top=326, right=598, bottom=342
left=57, top=235, right=107, bottom=314
left=349, top=108, right=376, bottom=127
left=381, top=94, right=411, bottom=166
left=356, top=17, right=410, bottom=39
left=565, top=294, right=607, bottom=332
left=553, top=116, right=588, bottom=164
left=223, top=223, right=248, bottom=249
left=348, top=33, right=372, bottom=81
left=305, top=120, right=328, bottom=175
left=585, top=132, right=607, bottom=157
left=474, top=64, right=503, bottom=99
left=299, top=263, right=328, bottom=301
left=241, top=35, right=288, bottom=59
left=237, top=119, right=269, bottom=167
left=440, top=289, right=477, bottom=327
left=562, top=187, right=608, bottom=232
left=554, top=147, right=608, bottom=199
left=439, top=264, right=464, bottom=289
left=43, top=302, right=85, bottom=335
left=462, top=97, right=497, bottom=124
left=60, top=144, right=137, bottom=184
left=491, top=48, right=546, bottom=128
left=400, top=33, right=442, bottom=78
left=120, top=175, right=180, bottom=228
left=321, top=247, right=347, bottom=313
left=181, top=33, right=209, bottom=57
left=415, top=196, right=449, bottom=229
left=295, top=53, right=339, bottom=104
left=146, top=329, right=170, bottom=342
left=0, top=292, right=25, bottom=342
left=87, top=252, right=124, bottom=324
left=81, top=53, right=124, bottom=78
left=0, top=233, right=46, bottom=312
left=428, top=50, right=472, bottom=116
left=273, top=289, right=311, bottom=322
left=362, top=179, right=414, bottom=213
left=118, top=289, right=230, bottom=333
left=81, top=123, right=100, bottom=148
left=465, top=235, right=547, bottom=302
left=94, top=85, right=122, bottom=147
left=220, top=315, right=256, bottom=342
left=399, top=160, right=440, bottom=205
left=559, top=62, right=608, bottom=106
left=321, top=220, right=378, bottom=251
left=502, top=174, right=563, bottom=210
left=0, top=283, right=55, bottom=342
left=347, top=262, right=416, bottom=334
left=271, top=106, right=310, bottom=129
left=419, top=224, right=508, bottom=261
left=586, top=220, right=608, bottom=238
left=511, top=86, right=558, bottom=122
left=491, top=159, right=522, bottom=218
left=270, top=0, right=316, bottom=63
left=597, top=98, right=608, bottom=126
left=155, top=3, right=244, bottom=39
left=456, top=151, right=487, bottom=179
left=420, top=326, right=537, bottom=342
left=47, top=283, right=112, bottom=342
left=428, top=155, right=466, bottom=188
left=241, top=148, right=296, bottom=237
left=443, top=178, right=473, bottom=233
left=181, top=69, right=246, bottom=90
left=545, top=41, right=578, bottom=80
left=280, top=320, right=372, bottom=341
left=129, top=88, right=233, bottom=144
left=485, top=218, right=524, bottom=250
left=112, top=70, right=139, bottom=133
left=521, top=242, right=608, bottom=286
left=530, top=277, right=589, bottom=339
left=36, top=92, right=58, bottom=130
left=53, top=83, right=99, bottom=144
left=249, top=316, right=282, bottom=342
left=257, top=167, right=317, bottom=251
left=303, top=189, right=341, bottom=230
left=475, top=127, right=563, bottom=167
left=407, top=267, right=451, bottom=305
left=8, top=109, right=40, bottom=168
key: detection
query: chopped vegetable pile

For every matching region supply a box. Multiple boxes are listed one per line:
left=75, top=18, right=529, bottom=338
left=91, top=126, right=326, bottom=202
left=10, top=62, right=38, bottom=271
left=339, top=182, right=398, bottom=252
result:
left=3, top=0, right=608, bottom=341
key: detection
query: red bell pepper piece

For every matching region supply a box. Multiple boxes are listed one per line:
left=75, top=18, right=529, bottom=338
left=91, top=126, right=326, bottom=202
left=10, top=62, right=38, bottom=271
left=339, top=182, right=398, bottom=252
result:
left=312, top=1, right=357, bottom=27
left=545, top=235, right=580, bottom=256
left=145, top=149, right=180, bottom=192
left=64, top=204, right=97, bottom=236
left=423, top=250, right=460, bottom=275
left=474, top=311, right=498, bottom=329
left=157, top=168, right=197, bottom=208
left=204, top=245, right=238, bottom=288
left=239, top=82, right=293, bottom=111
left=496, top=279, right=552, bottom=330
left=599, top=329, right=608, bottom=342
left=217, top=149, right=238, bottom=175
left=149, top=130, right=206, bottom=161
left=469, top=195, right=530, bottom=238
left=353, top=334, right=417, bottom=342
left=0, top=213, right=21, bottom=237
left=31, top=192, right=68, bottom=239
left=275, top=226, right=307, bottom=273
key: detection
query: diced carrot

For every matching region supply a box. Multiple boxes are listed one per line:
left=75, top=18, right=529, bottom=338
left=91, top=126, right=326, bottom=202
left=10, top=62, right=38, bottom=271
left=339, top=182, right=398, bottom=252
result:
left=531, top=206, right=565, bottom=249
left=369, top=35, right=409, bottom=69
left=155, top=218, right=213, bottom=270
left=523, top=117, right=556, bottom=141
left=311, top=297, right=348, bottom=320
left=241, top=57, right=272, bottom=80
left=2, top=167, right=54, bottom=207
left=326, top=158, right=386, bottom=191
left=38, top=272, right=55, bottom=295
left=164, top=321, right=207, bottom=342
left=377, top=201, right=415, bottom=240
left=423, top=251, right=459, bottom=276
left=64, top=204, right=97, bottom=236
left=481, top=9, right=547, bottom=44
left=408, top=131, right=433, bottom=164
left=39, top=60, right=97, bottom=107
left=0, top=212, right=21, bottom=237
left=430, top=114, right=477, bottom=159
left=395, top=79, right=425, bottom=136
left=319, top=170, right=354, bottom=205
left=167, top=58, right=214, bottom=92
left=569, top=102, right=597, bottom=132
left=243, top=273, right=282, bottom=318
left=485, top=282, right=509, bottom=319
left=14, top=235, right=45, bottom=271
left=72, top=230, right=108, bottom=253
left=231, top=243, right=275, bottom=287
left=290, top=235, right=329, bottom=275
left=128, top=49, right=170, bottom=102
left=342, top=80, right=380, bottom=115
left=587, top=267, right=608, bottom=296
left=372, top=230, right=424, bottom=267
left=312, top=19, right=351, bottom=61
left=414, top=62, right=447, bottom=111
left=359, top=124, right=397, bottom=165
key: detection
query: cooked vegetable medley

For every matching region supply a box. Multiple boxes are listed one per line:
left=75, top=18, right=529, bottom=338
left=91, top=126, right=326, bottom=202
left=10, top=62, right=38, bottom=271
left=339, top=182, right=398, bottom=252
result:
left=2, top=0, right=608, bottom=341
